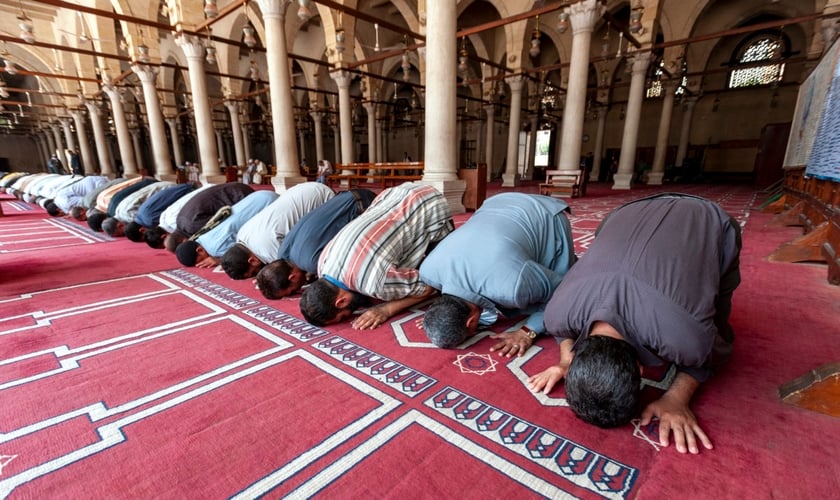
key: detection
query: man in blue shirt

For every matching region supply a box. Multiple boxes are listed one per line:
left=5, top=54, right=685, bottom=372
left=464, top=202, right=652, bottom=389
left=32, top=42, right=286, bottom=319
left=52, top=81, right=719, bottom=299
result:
left=124, top=183, right=196, bottom=242
left=256, top=188, right=376, bottom=299
left=419, top=193, right=576, bottom=355
left=176, top=190, right=279, bottom=268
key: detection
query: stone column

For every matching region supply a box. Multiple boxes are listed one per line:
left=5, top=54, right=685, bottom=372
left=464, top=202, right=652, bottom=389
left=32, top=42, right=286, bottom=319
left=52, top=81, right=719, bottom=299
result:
left=133, top=64, right=175, bottom=180
left=298, top=127, right=306, bottom=166
left=332, top=124, right=340, bottom=164
left=50, top=123, right=64, bottom=156
left=331, top=70, right=355, bottom=168
left=559, top=0, right=604, bottom=172
left=649, top=79, right=678, bottom=185
left=502, top=75, right=524, bottom=187
left=70, top=110, right=95, bottom=174
left=376, top=119, right=384, bottom=163
left=102, top=84, right=138, bottom=177
left=614, top=52, right=651, bottom=189
left=85, top=101, right=114, bottom=176
left=525, top=113, right=539, bottom=180
left=130, top=129, right=144, bottom=174
left=256, top=0, right=304, bottom=190
left=423, top=0, right=465, bottom=212
left=175, top=33, right=221, bottom=183
left=60, top=118, right=77, bottom=153
left=242, top=124, right=252, bottom=162
left=166, top=118, right=184, bottom=168
left=35, top=134, right=49, bottom=169
left=675, top=96, right=698, bottom=168
left=310, top=111, right=325, bottom=163
left=44, top=128, right=56, bottom=159
left=364, top=103, right=377, bottom=163
left=483, top=104, right=495, bottom=181
left=592, top=106, right=607, bottom=181
left=225, top=102, right=246, bottom=168
left=215, top=129, right=227, bottom=166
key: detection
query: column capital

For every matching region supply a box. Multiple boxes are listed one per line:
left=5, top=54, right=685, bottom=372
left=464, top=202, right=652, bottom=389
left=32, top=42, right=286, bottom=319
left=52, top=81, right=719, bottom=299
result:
left=363, top=102, right=376, bottom=112
left=505, top=75, right=525, bottom=91
left=83, top=100, right=101, bottom=116
left=101, top=83, right=120, bottom=100
left=310, top=110, right=323, bottom=122
left=330, top=69, right=352, bottom=89
left=175, top=33, right=206, bottom=60
left=255, top=0, right=291, bottom=19
left=570, top=0, right=606, bottom=35
left=629, top=51, right=653, bottom=76
left=224, top=100, right=240, bottom=113
left=132, top=63, right=159, bottom=83
left=59, top=117, right=72, bottom=125
left=484, top=104, right=496, bottom=116
left=70, top=109, right=85, bottom=120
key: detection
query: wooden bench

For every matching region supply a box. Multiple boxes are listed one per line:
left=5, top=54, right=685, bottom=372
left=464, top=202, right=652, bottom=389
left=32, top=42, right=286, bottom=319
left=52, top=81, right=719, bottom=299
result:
left=328, top=162, right=424, bottom=189
left=539, top=169, right=584, bottom=198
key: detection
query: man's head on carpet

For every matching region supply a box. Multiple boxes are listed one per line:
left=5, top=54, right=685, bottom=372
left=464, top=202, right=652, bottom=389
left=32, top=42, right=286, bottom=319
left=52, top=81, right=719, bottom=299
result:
left=162, top=231, right=184, bottom=252
left=423, top=294, right=476, bottom=348
left=256, top=259, right=311, bottom=299
left=45, top=200, right=64, bottom=217
left=300, top=279, right=370, bottom=326
left=102, top=217, right=126, bottom=237
left=124, top=221, right=145, bottom=242
left=86, top=209, right=107, bottom=232
left=221, top=244, right=264, bottom=280
left=70, top=206, right=87, bottom=221
left=565, top=335, right=641, bottom=428
left=176, top=240, right=209, bottom=267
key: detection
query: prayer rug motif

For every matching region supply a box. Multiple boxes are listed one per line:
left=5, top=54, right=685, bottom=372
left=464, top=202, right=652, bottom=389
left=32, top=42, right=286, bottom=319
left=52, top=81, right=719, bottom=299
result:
left=453, top=352, right=499, bottom=375
left=0, top=218, right=114, bottom=253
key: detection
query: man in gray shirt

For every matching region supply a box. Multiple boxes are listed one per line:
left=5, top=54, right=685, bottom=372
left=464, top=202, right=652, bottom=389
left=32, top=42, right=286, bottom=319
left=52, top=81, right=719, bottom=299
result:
left=529, top=193, right=741, bottom=456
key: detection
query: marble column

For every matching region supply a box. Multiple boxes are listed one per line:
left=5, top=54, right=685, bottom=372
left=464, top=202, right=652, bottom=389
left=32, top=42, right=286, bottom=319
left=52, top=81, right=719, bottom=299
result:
left=649, top=79, right=678, bottom=185
left=675, top=96, right=698, bottom=168
left=102, top=84, right=138, bottom=177
left=35, top=134, right=49, bottom=169
left=364, top=103, right=377, bottom=163
left=225, top=102, right=246, bottom=168
left=50, top=123, right=64, bottom=157
left=256, top=0, right=304, bottom=190
left=375, top=119, right=384, bottom=163
left=483, top=104, right=495, bottom=182
left=45, top=128, right=57, bottom=159
left=242, top=124, right=252, bottom=162
left=525, top=113, right=539, bottom=180
left=85, top=100, right=114, bottom=176
left=332, top=124, right=340, bottom=164
left=331, top=70, right=355, bottom=169
left=502, top=75, right=524, bottom=187
left=215, top=129, right=227, bottom=167
left=559, top=0, right=604, bottom=173
left=60, top=118, right=77, bottom=153
left=175, top=33, right=221, bottom=183
left=310, top=111, right=325, bottom=163
left=614, top=52, right=651, bottom=189
left=166, top=118, right=184, bottom=168
left=133, top=64, right=175, bottom=180
left=591, top=106, right=607, bottom=181
left=298, top=128, right=306, bottom=166
left=70, top=110, right=95, bottom=174
left=130, top=129, right=144, bottom=174
left=423, top=0, right=464, bottom=212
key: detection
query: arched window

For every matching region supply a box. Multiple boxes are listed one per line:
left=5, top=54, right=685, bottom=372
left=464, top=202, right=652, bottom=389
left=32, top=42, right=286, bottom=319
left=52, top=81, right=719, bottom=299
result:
left=728, top=34, right=785, bottom=88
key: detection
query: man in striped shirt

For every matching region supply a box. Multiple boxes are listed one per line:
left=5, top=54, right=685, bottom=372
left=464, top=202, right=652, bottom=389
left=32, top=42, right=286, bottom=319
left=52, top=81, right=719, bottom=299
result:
left=300, top=182, right=454, bottom=329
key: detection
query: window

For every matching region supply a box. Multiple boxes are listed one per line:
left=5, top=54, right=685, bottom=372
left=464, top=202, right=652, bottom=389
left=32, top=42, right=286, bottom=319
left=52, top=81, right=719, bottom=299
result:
left=729, top=35, right=784, bottom=88
left=646, top=60, right=688, bottom=98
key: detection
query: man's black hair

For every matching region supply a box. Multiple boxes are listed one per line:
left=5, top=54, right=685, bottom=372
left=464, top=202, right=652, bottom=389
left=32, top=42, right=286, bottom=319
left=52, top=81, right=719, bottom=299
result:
left=221, top=244, right=256, bottom=280
left=565, top=335, right=642, bottom=428
left=45, top=200, right=61, bottom=216
left=423, top=294, right=472, bottom=348
left=256, top=260, right=293, bottom=299
left=70, top=206, right=86, bottom=220
left=124, top=221, right=144, bottom=242
left=299, top=279, right=343, bottom=326
left=145, top=226, right=168, bottom=249
left=101, top=217, right=123, bottom=236
left=87, top=210, right=107, bottom=232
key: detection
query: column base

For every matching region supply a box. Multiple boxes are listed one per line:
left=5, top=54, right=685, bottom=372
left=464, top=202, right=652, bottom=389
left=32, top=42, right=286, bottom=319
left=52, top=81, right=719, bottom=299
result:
left=421, top=178, right=467, bottom=215
left=271, top=175, right=308, bottom=192
left=201, top=174, right=228, bottom=185
left=157, top=173, right=179, bottom=183
left=646, top=172, right=665, bottom=185
left=501, top=173, right=520, bottom=188
left=611, top=173, right=633, bottom=190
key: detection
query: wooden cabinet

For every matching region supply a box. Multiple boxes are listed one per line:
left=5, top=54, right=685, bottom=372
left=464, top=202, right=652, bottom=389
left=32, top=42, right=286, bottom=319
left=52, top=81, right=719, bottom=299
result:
left=458, top=163, right=487, bottom=211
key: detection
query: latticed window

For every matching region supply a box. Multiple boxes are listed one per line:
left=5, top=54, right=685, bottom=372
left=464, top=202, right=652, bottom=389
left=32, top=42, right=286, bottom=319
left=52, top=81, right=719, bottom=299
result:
left=729, top=36, right=784, bottom=88
left=646, top=60, right=688, bottom=99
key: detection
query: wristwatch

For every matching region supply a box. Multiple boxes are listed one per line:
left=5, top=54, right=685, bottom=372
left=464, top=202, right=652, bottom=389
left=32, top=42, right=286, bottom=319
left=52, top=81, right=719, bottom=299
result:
left=522, top=326, right=537, bottom=340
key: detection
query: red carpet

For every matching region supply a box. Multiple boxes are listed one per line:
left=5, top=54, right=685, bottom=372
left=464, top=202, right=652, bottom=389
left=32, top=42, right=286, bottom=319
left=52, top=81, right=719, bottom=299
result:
left=1, top=184, right=839, bottom=498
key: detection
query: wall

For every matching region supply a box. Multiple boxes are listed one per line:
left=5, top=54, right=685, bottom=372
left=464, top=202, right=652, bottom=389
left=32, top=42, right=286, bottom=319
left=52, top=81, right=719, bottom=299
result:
left=0, top=136, right=43, bottom=172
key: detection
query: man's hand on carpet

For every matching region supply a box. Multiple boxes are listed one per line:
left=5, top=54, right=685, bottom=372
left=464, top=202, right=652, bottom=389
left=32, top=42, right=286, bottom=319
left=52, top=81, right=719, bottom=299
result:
left=195, top=256, right=220, bottom=269
left=641, top=397, right=712, bottom=454
left=351, top=306, right=390, bottom=330
left=489, top=329, right=534, bottom=358
left=527, top=364, right=568, bottom=394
